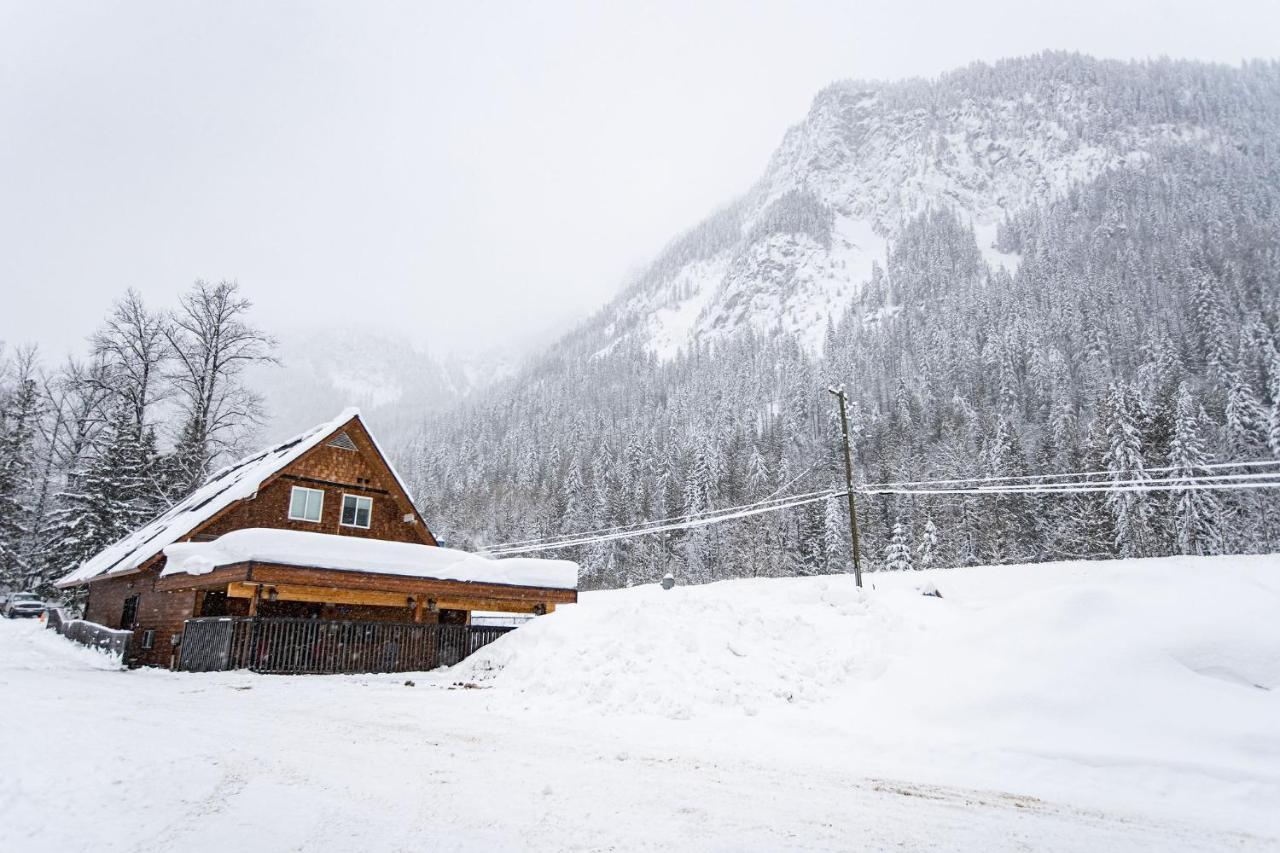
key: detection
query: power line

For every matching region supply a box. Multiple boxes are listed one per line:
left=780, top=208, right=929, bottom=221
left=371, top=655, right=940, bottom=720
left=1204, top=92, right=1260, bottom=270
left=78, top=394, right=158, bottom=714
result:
left=485, top=489, right=844, bottom=556
left=481, top=461, right=1280, bottom=557
left=483, top=485, right=837, bottom=553
left=857, top=458, right=1280, bottom=490
left=489, top=461, right=830, bottom=552
left=859, top=476, right=1280, bottom=497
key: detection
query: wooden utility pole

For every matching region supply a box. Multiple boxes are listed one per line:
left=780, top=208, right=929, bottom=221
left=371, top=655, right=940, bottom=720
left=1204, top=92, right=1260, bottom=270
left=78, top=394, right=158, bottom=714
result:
left=827, top=387, right=863, bottom=588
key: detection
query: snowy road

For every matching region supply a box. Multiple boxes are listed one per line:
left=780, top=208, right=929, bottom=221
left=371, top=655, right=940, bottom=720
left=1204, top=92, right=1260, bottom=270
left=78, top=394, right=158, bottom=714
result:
left=3, top=557, right=1279, bottom=851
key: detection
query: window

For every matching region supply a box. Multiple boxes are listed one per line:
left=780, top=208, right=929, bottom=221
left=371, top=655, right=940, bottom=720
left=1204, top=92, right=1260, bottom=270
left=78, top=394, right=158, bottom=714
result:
left=140, top=629, right=156, bottom=650
left=289, top=486, right=324, bottom=522
left=120, top=595, right=139, bottom=630
left=341, top=494, right=373, bottom=528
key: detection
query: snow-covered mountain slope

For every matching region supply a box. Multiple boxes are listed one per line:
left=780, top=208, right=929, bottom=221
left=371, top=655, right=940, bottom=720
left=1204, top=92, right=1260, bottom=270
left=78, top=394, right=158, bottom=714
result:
left=597, top=54, right=1261, bottom=358
left=249, top=326, right=517, bottom=447
left=408, top=55, right=1280, bottom=579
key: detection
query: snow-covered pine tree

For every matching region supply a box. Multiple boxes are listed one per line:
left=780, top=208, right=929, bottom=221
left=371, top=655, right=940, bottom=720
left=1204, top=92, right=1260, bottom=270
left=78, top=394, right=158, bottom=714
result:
left=1102, top=382, right=1153, bottom=558
left=822, top=492, right=845, bottom=573
left=0, top=372, right=44, bottom=585
left=916, top=515, right=938, bottom=570
left=1168, top=384, right=1222, bottom=555
left=1224, top=371, right=1267, bottom=458
left=680, top=444, right=714, bottom=583
left=883, top=521, right=913, bottom=571
left=1266, top=353, right=1280, bottom=459
left=44, top=404, right=157, bottom=581
left=796, top=499, right=826, bottom=576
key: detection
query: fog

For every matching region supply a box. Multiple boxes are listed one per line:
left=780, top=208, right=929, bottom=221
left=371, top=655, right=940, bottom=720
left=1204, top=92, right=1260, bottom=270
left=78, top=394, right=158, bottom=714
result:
left=3, top=0, right=1278, bottom=360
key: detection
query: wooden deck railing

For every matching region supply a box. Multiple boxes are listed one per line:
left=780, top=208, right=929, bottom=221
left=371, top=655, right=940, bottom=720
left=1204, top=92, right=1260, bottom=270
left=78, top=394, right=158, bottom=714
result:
left=177, top=617, right=516, bottom=674
left=44, top=607, right=133, bottom=659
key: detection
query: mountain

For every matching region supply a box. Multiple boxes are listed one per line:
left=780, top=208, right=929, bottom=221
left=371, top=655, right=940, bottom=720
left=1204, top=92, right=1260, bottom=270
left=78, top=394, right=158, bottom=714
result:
left=405, top=53, right=1280, bottom=588
left=601, top=54, right=1264, bottom=359
left=250, top=326, right=518, bottom=449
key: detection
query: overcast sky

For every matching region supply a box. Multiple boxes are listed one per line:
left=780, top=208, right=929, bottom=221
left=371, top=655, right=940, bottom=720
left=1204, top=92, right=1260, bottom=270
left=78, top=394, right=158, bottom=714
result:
left=3, top=0, right=1279, bottom=362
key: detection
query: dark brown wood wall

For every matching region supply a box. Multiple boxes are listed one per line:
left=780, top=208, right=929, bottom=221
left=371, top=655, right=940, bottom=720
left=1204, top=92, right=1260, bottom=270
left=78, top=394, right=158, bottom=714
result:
left=83, top=569, right=196, bottom=668
left=199, top=425, right=430, bottom=545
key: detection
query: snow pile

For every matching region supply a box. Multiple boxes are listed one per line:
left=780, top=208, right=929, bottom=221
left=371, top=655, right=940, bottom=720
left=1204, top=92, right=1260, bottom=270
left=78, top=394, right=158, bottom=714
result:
left=459, top=557, right=1280, bottom=755
left=458, top=575, right=916, bottom=718
left=162, top=527, right=579, bottom=590
left=455, top=556, right=1280, bottom=835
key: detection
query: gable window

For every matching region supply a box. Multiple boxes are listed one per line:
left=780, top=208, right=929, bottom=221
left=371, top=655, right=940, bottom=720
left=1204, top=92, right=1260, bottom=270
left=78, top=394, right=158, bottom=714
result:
left=341, top=494, right=373, bottom=529
left=289, top=486, right=324, bottom=523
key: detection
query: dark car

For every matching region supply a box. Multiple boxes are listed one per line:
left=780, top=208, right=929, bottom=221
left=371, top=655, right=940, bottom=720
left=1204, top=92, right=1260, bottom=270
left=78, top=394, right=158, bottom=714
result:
left=3, top=592, right=49, bottom=619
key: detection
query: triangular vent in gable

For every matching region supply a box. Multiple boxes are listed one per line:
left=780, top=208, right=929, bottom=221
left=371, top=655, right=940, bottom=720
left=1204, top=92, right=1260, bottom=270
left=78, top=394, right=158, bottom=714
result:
left=328, top=432, right=357, bottom=452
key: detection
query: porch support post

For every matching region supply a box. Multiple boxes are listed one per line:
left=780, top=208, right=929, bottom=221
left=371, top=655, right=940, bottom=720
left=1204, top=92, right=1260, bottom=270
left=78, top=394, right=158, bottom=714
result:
left=413, top=596, right=426, bottom=623
left=248, top=584, right=262, bottom=616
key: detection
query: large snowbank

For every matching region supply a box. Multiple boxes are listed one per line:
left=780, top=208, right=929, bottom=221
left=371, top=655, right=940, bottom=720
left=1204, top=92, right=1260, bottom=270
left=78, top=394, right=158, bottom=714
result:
left=461, top=556, right=1280, bottom=724
left=5, top=555, right=1279, bottom=850
left=456, top=555, right=1280, bottom=837
left=460, top=574, right=912, bottom=718
left=162, top=527, right=579, bottom=590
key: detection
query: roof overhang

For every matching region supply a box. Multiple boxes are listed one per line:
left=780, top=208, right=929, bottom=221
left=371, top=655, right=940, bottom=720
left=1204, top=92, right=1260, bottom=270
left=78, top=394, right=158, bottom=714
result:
left=153, top=560, right=578, bottom=611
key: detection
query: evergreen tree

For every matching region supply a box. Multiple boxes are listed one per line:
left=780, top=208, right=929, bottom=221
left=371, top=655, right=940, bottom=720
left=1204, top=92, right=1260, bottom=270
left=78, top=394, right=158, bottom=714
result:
left=45, top=405, right=157, bottom=580
left=883, top=521, right=913, bottom=572
left=0, top=375, right=43, bottom=584
left=1102, top=383, right=1153, bottom=558
left=796, top=500, right=827, bottom=576
left=916, top=516, right=939, bottom=570
left=1169, top=384, right=1222, bottom=555
left=822, top=493, right=846, bottom=573
left=1224, top=371, right=1267, bottom=457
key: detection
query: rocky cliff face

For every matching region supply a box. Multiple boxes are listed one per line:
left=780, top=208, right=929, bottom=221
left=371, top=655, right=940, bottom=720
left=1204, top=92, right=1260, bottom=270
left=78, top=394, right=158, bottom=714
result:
left=596, top=54, right=1260, bottom=358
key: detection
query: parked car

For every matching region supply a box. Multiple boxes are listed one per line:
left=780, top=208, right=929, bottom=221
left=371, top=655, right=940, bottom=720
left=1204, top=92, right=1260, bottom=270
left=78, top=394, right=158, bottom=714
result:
left=3, top=592, right=49, bottom=619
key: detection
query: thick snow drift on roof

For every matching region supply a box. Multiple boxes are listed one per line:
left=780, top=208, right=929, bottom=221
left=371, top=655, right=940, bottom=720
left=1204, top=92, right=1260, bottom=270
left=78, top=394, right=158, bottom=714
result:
left=57, top=409, right=366, bottom=589
left=161, top=528, right=578, bottom=590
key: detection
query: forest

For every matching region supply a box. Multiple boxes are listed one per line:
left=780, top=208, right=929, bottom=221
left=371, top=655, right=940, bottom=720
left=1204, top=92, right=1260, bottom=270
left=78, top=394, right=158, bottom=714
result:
left=0, top=281, right=276, bottom=593
left=406, top=143, right=1280, bottom=588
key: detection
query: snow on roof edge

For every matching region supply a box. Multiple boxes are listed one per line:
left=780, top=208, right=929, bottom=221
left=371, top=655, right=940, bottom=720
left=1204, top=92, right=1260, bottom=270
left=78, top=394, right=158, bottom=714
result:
left=161, top=528, right=578, bottom=591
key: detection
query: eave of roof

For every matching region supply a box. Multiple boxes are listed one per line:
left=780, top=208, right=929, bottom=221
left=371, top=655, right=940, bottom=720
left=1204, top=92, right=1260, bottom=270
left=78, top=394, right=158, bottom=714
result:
left=159, top=528, right=579, bottom=591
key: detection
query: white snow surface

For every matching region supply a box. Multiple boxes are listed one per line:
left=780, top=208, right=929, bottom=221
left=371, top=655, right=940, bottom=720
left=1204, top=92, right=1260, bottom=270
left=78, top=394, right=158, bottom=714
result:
left=5, top=555, right=1279, bottom=851
left=56, top=408, right=366, bottom=588
left=162, top=528, right=579, bottom=590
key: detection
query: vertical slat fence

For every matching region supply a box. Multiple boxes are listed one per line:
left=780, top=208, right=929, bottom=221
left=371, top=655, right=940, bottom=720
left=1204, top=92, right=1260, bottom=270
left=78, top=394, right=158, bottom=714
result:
left=177, top=617, right=517, bottom=674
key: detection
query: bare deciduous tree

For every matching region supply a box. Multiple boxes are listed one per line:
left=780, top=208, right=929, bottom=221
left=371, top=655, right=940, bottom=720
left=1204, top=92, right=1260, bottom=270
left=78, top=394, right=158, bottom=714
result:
left=90, top=289, right=172, bottom=429
left=164, top=280, right=278, bottom=496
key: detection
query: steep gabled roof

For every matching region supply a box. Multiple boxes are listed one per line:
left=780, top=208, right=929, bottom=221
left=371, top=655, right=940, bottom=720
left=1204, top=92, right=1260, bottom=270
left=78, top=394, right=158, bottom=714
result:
left=56, top=408, right=417, bottom=588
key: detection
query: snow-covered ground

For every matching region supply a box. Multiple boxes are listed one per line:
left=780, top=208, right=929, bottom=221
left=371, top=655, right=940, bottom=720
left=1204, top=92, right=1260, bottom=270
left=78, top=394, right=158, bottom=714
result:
left=3, top=555, right=1278, bottom=851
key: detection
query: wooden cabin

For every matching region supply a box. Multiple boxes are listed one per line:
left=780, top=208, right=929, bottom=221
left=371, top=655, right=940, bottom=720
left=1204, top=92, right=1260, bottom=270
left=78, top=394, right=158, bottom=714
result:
left=55, top=409, right=577, bottom=669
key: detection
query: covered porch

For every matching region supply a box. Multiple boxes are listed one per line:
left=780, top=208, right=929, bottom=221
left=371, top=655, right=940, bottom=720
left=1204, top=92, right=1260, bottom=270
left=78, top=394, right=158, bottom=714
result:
left=156, top=528, right=578, bottom=674
left=156, top=561, right=575, bottom=624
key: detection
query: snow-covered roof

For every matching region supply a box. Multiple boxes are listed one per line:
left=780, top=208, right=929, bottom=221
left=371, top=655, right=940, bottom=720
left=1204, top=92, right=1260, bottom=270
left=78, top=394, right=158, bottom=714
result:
left=57, top=409, right=373, bottom=589
left=161, top=528, right=579, bottom=590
